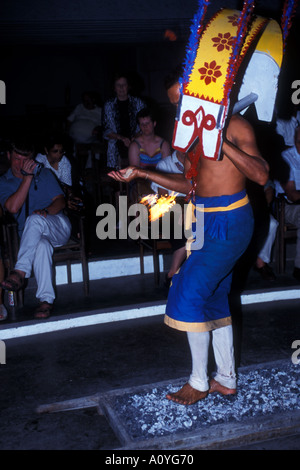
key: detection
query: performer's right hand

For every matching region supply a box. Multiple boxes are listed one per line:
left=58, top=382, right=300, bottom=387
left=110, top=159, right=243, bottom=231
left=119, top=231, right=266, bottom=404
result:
left=108, top=166, right=140, bottom=182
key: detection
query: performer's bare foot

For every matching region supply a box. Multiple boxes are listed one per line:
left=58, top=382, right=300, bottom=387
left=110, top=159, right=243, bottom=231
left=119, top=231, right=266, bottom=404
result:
left=209, top=378, right=236, bottom=396
left=166, top=383, right=208, bottom=405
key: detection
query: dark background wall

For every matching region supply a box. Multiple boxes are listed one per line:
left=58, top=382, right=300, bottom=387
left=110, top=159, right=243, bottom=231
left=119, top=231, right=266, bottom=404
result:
left=0, top=0, right=299, bottom=143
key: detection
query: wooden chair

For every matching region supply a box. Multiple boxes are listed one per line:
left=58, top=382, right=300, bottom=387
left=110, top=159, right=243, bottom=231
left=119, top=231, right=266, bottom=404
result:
left=0, top=208, right=24, bottom=310
left=83, top=142, right=120, bottom=206
left=135, top=187, right=186, bottom=286
left=274, top=195, right=297, bottom=273
left=139, top=238, right=172, bottom=286
left=52, top=211, right=89, bottom=296
left=134, top=183, right=175, bottom=286
left=75, top=143, right=92, bottom=172
left=0, top=209, right=89, bottom=311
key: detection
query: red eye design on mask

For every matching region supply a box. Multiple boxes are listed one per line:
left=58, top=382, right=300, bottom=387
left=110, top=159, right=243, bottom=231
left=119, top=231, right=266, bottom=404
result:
left=181, top=105, right=216, bottom=154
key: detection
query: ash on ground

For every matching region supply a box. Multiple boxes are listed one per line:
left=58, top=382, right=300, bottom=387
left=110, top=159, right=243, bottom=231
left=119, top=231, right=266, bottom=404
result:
left=115, top=362, right=299, bottom=440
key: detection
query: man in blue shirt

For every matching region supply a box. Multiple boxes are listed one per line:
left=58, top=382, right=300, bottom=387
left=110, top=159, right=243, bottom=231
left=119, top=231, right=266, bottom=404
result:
left=0, top=138, right=71, bottom=318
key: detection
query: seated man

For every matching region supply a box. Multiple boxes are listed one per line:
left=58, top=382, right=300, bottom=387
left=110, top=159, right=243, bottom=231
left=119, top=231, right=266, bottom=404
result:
left=0, top=137, right=71, bottom=319
left=275, top=126, right=300, bottom=281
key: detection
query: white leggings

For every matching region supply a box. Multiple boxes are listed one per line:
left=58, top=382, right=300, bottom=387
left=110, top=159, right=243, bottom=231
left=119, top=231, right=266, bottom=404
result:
left=187, top=325, right=236, bottom=392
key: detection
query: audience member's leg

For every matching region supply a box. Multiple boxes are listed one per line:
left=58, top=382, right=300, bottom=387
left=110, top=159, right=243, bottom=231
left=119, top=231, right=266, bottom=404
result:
left=15, top=214, right=71, bottom=277
left=255, top=214, right=278, bottom=280
left=167, top=246, right=186, bottom=280
left=256, top=215, right=278, bottom=265
left=285, top=205, right=300, bottom=279
left=34, top=238, right=55, bottom=304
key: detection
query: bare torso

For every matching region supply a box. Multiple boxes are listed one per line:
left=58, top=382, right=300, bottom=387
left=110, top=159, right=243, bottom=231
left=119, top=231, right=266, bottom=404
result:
left=186, top=114, right=267, bottom=197
left=193, top=155, right=245, bottom=197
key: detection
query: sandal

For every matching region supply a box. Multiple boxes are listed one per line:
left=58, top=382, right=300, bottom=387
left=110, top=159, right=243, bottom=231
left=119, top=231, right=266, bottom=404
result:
left=0, top=270, right=25, bottom=292
left=0, top=304, right=8, bottom=321
left=34, top=301, right=53, bottom=319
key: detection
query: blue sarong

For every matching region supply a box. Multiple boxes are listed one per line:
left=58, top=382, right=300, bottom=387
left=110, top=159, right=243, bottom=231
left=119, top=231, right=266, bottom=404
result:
left=164, top=190, right=254, bottom=332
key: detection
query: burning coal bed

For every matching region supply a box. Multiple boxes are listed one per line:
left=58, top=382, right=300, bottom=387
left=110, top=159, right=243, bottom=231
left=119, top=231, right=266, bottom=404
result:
left=115, top=362, right=299, bottom=440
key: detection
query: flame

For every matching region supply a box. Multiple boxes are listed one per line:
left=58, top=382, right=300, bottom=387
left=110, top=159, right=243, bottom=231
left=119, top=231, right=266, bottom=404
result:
left=140, top=192, right=178, bottom=221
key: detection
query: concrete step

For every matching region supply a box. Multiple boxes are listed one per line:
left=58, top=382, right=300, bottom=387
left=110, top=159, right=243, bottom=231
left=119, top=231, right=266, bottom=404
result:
left=1, top=244, right=299, bottom=341
left=1, top=275, right=300, bottom=340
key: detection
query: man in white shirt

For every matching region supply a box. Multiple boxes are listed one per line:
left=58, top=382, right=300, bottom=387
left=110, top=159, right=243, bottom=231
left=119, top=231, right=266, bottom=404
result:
left=67, top=92, right=102, bottom=144
left=275, top=126, right=300, bottom=280
left=151, top=150, right=185, bottom=196
left=276, top=108, right=300, bottom=147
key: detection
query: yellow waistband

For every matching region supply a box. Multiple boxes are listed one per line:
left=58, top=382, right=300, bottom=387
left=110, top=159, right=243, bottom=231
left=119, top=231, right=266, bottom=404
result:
left=195, top=194, right=249, bottom=213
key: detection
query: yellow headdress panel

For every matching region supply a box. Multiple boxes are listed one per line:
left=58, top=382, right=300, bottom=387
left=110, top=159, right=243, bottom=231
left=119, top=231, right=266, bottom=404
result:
left=173, top=2, right=286, bottom=169
left=185, top=10, right=267, bottom=105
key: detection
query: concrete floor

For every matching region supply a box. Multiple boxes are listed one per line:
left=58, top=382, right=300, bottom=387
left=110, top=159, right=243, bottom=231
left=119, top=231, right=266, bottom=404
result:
left=0, top=239, right=299, bottom=451
left=0, top=290, right=299, bottom=450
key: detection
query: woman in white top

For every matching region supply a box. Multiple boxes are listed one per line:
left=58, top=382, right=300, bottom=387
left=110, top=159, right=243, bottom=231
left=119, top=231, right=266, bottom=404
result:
left=36, top=144, right=72, bottom=187
left=36, top=135, right=83, bottom=211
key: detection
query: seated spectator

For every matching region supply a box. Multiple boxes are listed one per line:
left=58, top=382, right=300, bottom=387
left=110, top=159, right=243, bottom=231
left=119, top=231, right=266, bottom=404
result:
left=275, top=125, right=300, bottom=281
left=67, top=91, right=102, bottom=145
left=103, top=73, right=145, bottom=170
left=129, top=108, right=171, bottom=170
left=276, top=105, right=300, bottom=147
left=0, top=137, right=71, bottom=319
left=128, top=108, right=171, bottom=201
left=36, top=134, right=84, bottom=212
left=36, top=135, right=72, bottom=185
left=151, top=150, right=186, bottom=286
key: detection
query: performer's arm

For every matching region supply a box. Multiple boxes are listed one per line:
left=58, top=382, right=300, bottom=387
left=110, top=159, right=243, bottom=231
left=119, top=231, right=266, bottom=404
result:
left=222, top=116, right=269, bottom=186
left=108, top=164, right=192, bottom=195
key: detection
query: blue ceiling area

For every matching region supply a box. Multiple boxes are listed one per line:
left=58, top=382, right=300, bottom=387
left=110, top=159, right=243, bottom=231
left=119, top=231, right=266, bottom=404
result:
left=1, top=0, right=299, bottom=45
left=1, top=0, right=299, bottom=120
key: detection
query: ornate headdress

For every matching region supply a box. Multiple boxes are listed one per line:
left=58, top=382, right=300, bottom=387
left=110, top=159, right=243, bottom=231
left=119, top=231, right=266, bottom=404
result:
left=173, top=0, right=298, bottom=198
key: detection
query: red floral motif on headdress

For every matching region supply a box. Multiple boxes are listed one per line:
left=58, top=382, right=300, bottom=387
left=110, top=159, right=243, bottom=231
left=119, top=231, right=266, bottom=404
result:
left=211, top=32, right=235, bottom=52
left=198, top=60, right=222, bottom=85
left=227, top=13, right=239, bottom=27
